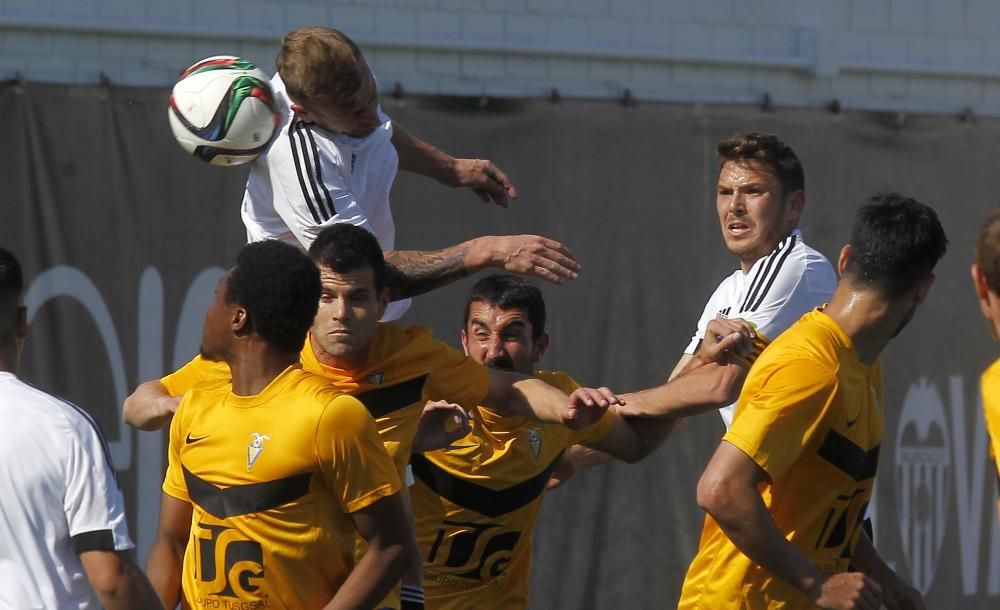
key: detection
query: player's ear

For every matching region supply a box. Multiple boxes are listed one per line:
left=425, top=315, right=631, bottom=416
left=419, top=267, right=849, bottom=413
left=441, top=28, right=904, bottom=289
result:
left=786, top=189, right=805, bottom=222
left=972, top=263, right=990, bottom=300
left=837, top=244, right=851, bottom=276
left=533, top=332, right=550, bottom=363
left=375, top=287, right=389, bottom=319
left=912, top=273, right=936, bottom=305
left=460, top=329, right=471, bottom=356
left=232, top=307, right=251, bottom=335
left=289, top=101, right=312, bottom=122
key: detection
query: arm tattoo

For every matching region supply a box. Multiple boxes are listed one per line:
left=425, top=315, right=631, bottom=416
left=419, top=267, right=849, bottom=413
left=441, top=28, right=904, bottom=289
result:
left=384, top=246, right=471, bottom=300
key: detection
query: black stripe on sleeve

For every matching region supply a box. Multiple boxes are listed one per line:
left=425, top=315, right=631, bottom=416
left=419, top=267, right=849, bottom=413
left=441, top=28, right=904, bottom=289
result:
left=295, top=123, right=334, bottom=221
left=739, top=234, right=790, bottom=314
left=355, top=375, right=429, bottom=418
left=739, top=251, right=773, bottom=313
left=288, top=121, right=323, bottom=224
left=72, top=529, right=116, bottom=553
left=410, top=452, right=564, bottom=517
left=305, top=127, right=339, bottom=218
left=748, top=234, right=797, bottom=312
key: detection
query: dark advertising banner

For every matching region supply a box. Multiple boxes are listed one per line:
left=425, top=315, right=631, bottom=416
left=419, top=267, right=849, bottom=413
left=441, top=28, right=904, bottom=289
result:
left=1, top=82, right=997, bottom=608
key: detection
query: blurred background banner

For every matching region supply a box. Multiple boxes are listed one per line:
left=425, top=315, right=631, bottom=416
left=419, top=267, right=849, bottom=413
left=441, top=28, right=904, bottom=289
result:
left=2, top=82, right=998, bottom=608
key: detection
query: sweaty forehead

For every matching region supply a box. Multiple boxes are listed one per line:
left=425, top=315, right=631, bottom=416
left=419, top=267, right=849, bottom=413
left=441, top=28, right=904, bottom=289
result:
left=467, top=302, right=531, bottom=331
left=718, top=160, right=779, bottom=185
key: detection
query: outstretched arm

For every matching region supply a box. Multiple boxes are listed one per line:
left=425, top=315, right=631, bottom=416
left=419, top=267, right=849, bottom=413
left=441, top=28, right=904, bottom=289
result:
left=699, top=441, right=883, bottom=609
left=391, top=124, right=517, bottom=207
left=383, top=234, right=580, bottom=300
left=123, top=380, right=179, bottom=431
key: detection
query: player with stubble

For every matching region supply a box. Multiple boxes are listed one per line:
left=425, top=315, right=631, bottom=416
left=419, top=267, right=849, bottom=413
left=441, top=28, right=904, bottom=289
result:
left=146, top=240, right=413, bottom=609
left=679, top=194, right=945, bottom=610
left=130, top=223, right=618, bottom=610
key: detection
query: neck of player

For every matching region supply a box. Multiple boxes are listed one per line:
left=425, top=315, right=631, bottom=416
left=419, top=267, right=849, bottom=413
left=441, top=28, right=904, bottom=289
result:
left=823, top=286, right=907, bottom=366
left=310, top=333, right=371, bottom=371
left=227, top=344, right=300, bottom=396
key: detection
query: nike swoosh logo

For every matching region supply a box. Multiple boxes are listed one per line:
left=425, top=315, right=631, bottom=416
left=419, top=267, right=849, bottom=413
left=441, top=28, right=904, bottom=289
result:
left=846, top=415, right=860, bottom=427
left=185, top=433, right=209, bottom=444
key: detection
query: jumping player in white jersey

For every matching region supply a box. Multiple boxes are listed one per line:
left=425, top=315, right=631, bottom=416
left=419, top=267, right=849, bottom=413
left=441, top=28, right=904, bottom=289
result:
left=245, top=26, right=580, bottom=320
left=0, top=247, right=163, bottom=610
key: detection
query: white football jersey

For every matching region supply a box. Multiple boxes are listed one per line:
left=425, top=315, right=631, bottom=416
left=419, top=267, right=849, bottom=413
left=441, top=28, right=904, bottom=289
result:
left=0, top=372, right=133, bottom=609
left=686, top=229, right=837, bottom=428
left=241, top=74, right=410, bottom=320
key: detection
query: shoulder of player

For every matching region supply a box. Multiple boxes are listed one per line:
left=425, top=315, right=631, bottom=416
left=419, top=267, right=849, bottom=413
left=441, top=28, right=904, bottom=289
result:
left=2, top=378, right=112, bottom=459
left=533, top=369, right=579, bottom=392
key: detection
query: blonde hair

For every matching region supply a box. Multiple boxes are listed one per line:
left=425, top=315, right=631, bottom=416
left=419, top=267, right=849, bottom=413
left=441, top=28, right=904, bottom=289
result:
left=276, top=26, right=375, bottom=108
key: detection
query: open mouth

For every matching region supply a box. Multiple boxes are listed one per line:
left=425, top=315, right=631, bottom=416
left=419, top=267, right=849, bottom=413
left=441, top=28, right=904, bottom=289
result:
left=727, top=222, right=751, bottom=237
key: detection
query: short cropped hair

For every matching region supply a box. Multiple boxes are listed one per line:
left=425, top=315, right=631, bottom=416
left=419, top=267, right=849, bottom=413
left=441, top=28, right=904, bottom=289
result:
left=975, top=208, right=1000, bottom=296
left=717, top=132, right=805, bottom=194
left=844, top=193, right=948, bottom=298
left=226, top=241, right=320, bottom=352
left=308, top=224, right=387, bottom=291
left=464, top=274, right=546, bottom=341
left=276, top=26, right=376, bottom=108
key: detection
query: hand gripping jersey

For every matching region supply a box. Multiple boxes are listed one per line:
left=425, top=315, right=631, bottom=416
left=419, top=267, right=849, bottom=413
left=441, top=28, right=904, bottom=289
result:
left=0, top=372, right=134, bottom=609
left=679, top=310, right=883, bottom=610
left=162, top=323, right=491, bottom=479
left=409, top=371, right=614, bottom=610
left=686, top=229, right=837, bottom=428
left=980, top=358, right=1000, bottom=517
left=162, top=365, right=400, bottom=609
left=240, top=74, right=409, bottom=320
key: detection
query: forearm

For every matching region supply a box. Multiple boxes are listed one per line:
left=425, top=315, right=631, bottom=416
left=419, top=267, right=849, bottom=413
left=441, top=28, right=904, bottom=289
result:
left=324, top=542, right=409, bottom=610
left=708, top=486, right=825, bottom=600
left=383, top=240, right=482, bottom=300
left=95, top=560, right=164, bottom=610
left=618, top=362, right=743, bottom=418
left=123, top=381, right=176, bottom=431
left=145, top=537, right=184, bottom=609
left=849, top=531, right=893, bottom=582
left=391, top=124, right=456, bottom=184
left=485, top=375, right=568, bottom=424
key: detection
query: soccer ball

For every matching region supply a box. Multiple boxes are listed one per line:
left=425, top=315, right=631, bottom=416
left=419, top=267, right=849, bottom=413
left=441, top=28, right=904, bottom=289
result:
left=168, top=56, right=279, bottom=166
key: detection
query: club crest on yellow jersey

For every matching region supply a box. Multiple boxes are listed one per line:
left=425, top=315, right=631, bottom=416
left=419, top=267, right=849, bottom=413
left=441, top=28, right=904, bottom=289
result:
left=525, top=427, right=542, bottom=463
left=367, top=371, right=384, bottom=386
left=247, top=432, right=271, bottom=472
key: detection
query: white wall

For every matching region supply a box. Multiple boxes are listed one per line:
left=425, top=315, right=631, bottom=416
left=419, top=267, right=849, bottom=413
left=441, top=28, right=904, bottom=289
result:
left=2, top=0, right=999, bottom=116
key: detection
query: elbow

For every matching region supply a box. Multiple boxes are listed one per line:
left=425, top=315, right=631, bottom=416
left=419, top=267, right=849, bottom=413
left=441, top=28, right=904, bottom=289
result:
left=695, top=471, right=728, bottom=517
left=121, top=395, right=140, bottom=427
left=88, top=562, right=133, bottom=603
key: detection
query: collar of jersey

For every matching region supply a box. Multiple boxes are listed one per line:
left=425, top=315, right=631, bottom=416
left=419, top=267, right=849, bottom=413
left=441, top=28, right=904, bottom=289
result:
left=224, top=364, right=302, bottom=409
left=742, top=228, right=803, bottom=276
left=809, top=308, right=871, bottom=370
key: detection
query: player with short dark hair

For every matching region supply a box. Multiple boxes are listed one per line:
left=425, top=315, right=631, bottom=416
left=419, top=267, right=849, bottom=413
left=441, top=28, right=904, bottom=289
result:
left=972, top=207, right=1000, bottom=516
left=129, top=224, right=624, bottom=610
left=678, top=194, right=945, bottom=610
left=146, top=240, right=412, bottom=609
left=409, top=273, right=750, bottom=608
left=245, top=25, right=581, bottom=322
left=0, top=247, right=163, bottom=610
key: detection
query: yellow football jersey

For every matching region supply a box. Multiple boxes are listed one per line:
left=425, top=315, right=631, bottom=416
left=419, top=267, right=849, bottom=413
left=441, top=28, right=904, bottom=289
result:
left=410, top=370, right=615, bottom=610
left=679, top=309, right=883, bottom=610
left=162, top=323, right=490, bottom=477
left=981, top=358, right=1000, bottom=517
left=163, top=365, right=400, bottom=610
